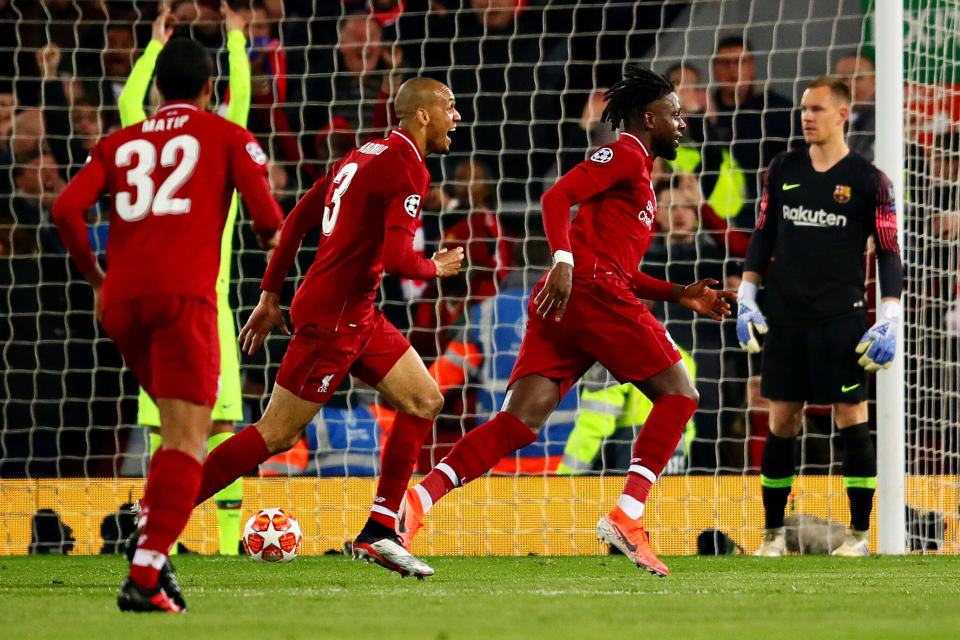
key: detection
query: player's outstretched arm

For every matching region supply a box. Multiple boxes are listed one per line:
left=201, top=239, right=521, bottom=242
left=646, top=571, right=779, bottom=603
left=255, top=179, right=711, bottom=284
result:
left=117, top=5, right=174, bottom=127
left=238, top=291, right=290, bottom=355
left=676, top=279, right=737, bottom=321
left=222, top=0, right=251, bottom=126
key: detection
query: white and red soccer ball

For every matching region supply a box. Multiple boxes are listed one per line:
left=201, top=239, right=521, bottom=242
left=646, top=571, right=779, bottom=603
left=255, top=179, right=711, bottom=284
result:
left=242, top=508, right=303, bottom=562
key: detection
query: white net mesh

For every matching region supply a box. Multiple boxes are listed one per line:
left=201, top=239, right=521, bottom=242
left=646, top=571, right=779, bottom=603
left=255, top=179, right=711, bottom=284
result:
left=899, top=0, right=960, bottom=552
left=0, top=0, right=956, bottom=556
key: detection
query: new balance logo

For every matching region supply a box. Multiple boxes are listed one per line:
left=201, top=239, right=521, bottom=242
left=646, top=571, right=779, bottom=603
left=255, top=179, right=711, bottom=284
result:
left=782, top=183, right=801, bottom=191
left=782, top=205, right=848, bottom=228
left=317, top=373, right=334, bottom=394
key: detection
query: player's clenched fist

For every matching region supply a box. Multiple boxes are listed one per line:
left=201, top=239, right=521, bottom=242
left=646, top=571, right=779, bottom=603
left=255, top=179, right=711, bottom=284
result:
left=238, top=291, right=291, bottom=355
left=432, top=246, right=465, bottom=277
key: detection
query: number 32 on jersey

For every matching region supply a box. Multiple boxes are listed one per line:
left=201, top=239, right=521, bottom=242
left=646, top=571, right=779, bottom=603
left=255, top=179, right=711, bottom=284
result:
left=114, top=134, right=200, bottom=222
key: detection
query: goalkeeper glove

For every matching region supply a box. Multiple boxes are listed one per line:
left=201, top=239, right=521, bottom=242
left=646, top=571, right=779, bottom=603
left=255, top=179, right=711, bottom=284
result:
left=736, top=280, right=767, bottom=353
left=856, top=300, right=900, bottom=371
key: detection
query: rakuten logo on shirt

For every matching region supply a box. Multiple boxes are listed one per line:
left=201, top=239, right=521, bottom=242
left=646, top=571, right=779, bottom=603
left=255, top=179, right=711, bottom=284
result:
left=782, top=205, right=848, bottom=228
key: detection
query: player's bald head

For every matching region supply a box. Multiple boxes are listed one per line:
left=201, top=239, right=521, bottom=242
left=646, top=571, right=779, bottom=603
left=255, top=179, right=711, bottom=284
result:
left=395, top=77, right=449, bottom=120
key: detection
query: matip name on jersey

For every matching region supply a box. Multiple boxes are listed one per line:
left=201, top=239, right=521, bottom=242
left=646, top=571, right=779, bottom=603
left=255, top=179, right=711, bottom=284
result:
left=141, top=115, right=190, bottom=132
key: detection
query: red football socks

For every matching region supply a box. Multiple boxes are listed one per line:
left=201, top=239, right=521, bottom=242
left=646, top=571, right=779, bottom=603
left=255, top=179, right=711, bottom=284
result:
left=129, top=448, right=201, bottom=589
left=369, top=413, right=434, bottom=528
left=621, top=394, right=697, bottom=507
left=416, top=411, right=537, bottom=508
left=195, top=425, right=269, bottom=506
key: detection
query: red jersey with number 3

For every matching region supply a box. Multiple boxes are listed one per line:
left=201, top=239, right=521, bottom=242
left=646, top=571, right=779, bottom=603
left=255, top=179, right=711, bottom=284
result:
left=53, top=102, right=283, bottom=309
left=261, top=128, right=435, bottom=331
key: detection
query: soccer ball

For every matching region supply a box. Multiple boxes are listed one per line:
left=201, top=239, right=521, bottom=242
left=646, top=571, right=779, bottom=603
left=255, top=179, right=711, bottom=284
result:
left=242, top=508, right=303, bottom=562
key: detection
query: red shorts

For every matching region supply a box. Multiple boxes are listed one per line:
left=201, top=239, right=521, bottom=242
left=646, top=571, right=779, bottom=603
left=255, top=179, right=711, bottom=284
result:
left=101, top=295, right=220, bottom=407
left=275, top=310, right=410, bottom=403
left=508, top=278, right=682, bottom=397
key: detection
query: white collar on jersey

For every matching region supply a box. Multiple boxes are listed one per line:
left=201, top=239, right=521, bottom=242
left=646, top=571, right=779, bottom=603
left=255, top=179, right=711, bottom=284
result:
left=390, top=128, right=424, bottom=163
left=157, top=102, right=200, bottom=114
left=619, top=131, right=650, bottom=157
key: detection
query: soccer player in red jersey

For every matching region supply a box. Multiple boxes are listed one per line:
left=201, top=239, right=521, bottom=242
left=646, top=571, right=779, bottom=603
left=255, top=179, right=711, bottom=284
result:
left=52, top=38, right=283, bottom=612
left=396, top=65, right=736, bottom=576
left=191, top=77, right=464, bottom=578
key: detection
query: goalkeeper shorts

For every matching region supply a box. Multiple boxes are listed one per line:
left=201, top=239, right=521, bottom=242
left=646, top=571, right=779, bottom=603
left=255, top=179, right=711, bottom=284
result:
left=760, top=313, right=869, bottom=404
left=102, top=295, right=220, bottom=408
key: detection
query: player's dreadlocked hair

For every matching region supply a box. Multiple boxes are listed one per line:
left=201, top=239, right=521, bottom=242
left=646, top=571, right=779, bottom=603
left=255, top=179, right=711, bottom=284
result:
left=601, top=64, right=675, bottom=130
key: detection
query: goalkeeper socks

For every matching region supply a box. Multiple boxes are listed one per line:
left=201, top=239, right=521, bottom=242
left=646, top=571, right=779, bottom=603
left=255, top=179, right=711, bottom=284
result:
left=208, top=432, right=243, bottom=555
left=760, top=432, right=797, bottom=529
left=370, top=412, right=434, bottom=528
left=621, top=394, right=697, bottom=512
left=216, top=508, right=242, bottom=555
left=415, top=411, right=536, bottom=512
left=129, top=448, right=201, bottom=589
left=840, top=422, right=877, bottom=532
left=195, top=425, right=268, bottom=506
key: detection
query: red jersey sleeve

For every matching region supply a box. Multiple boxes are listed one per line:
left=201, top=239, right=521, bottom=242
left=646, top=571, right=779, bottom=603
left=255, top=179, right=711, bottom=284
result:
left=227, top=126, right=283, bottom=241
left=540, top=145, right=636, bottom=255
left=52, top=146, right=108, bottom=274
left=260, top=170, right=331, bottom=294
left=382, top=166, right=437, bottom=279
left=630, top=269, right=678, bottom=301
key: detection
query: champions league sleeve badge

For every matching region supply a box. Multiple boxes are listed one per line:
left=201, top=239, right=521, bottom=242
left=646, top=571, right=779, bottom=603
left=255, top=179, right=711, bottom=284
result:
left=404, top=194, right=422, bottom=217
left=590, top=147, right=614, bottom=163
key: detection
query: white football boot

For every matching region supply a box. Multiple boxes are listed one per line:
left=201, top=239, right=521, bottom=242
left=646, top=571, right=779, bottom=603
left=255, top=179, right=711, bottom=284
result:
left=754, top=527, right=786, bottom=557
left=831, top=529, right=870, bottom=556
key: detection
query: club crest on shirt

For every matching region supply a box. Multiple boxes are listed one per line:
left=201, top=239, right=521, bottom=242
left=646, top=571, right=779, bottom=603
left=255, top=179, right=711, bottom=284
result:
left=638, top=200, right=655, bottom=228
left=833, top=184, right=851, bottom=203
left=403, top=194, right=422, bottom=217
left=246, top=142, right=267, bottom=165
left=590, top=147, right=614, bottom=163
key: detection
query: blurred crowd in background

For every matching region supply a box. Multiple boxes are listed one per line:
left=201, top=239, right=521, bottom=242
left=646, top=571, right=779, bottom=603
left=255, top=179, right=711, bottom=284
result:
left=0, top=0, right=956, bottom=479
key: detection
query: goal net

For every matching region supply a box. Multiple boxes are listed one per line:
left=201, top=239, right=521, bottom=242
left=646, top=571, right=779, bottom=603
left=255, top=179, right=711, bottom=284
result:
left=1, top=0, right=957, bottom=557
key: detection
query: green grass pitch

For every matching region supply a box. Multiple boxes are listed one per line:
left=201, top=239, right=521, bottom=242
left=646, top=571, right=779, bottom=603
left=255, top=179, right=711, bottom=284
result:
left=2, top=555, right=959, bottom=639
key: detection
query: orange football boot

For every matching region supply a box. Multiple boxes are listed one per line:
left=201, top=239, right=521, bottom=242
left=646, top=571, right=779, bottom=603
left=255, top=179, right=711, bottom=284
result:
left=396, top=487, right=426, bottom=551
left=596, top=505, right=669, bottom=577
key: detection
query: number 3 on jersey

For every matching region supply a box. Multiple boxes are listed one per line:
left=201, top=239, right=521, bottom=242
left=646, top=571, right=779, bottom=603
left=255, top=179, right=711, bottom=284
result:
left=322, top=162, right=359, bottom=236
left=114, top=135, right=200, bottom=221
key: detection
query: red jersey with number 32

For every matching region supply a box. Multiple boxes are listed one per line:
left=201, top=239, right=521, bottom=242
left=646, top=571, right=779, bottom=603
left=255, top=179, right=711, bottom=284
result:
left=566, top=132, right=657, bottom=285
left=261, top=128, right=434, bottom=331
left=53, top=102, right=282, bottom=309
